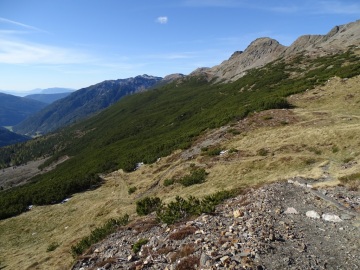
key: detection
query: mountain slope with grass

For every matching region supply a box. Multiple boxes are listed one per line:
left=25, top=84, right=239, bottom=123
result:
left=0, top=93, right=47, bottom=127
left=13, top=75, right=162, bottom=136
left=0, top=127, right=30, bottom=147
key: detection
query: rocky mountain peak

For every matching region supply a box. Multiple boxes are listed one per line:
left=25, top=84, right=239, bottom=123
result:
left=285, top=19, right=360, bottom=56
left=208, top=37, right=286, bottom=82
left=188, top=20, right=360, bottom=83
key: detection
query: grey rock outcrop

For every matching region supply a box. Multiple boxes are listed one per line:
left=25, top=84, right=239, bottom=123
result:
left=191, top=20, right=360, bottom=83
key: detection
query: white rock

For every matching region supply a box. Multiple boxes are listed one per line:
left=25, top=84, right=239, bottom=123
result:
left=306, top=210, right=320, bottom=219
left=284, top=207, right=298, bottom=214
left=322, top=213, right=343, bottom=222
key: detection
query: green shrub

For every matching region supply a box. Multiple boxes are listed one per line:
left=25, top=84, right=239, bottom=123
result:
left=339, top=173, right=360, bottom=191
left=228, top=128, right=240, bottom=135
left=308, top=147, right=322, bottom=155
left=132, top=238, right=148, bottom=253
left=136, top=197, right=162, bottom=216
left=228, top=148, right=238, bottom=153
left=304, top=158, right=316, bottom=165
left=70, top=214, right=129, bottom=257
left=46, top=242, right=59, bottom=252
left=202, top=147, right=222, bottom=156
left=157, top=190, right=237, bottom=224
left=128, top=186, right=137, bottom=194
left=178, top=168, right=207, bottom=187
left=257, top=148, right=269, bottom=156
left=163, top=178, right=175, bottom=187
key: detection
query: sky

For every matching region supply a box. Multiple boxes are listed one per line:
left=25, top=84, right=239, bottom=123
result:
left=0, top=0, right=359, bottom=93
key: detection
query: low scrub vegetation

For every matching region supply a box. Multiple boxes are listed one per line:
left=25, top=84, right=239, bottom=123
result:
left=128, top=186, right=137, bottom=194
left=71, top=214, right=129, bottom=257
left=46, top=242, right=60, bottom=252
left=132, top=238, right=149, bottom=253
left=163, top=168, right=208, bottom=187
left=136, top=197, right=162, bottom=216
left=178, top=168, right=207, bottom=187
left=339, top=173, right=360, bottom=191
left=157, top=189, right=237, bottom=224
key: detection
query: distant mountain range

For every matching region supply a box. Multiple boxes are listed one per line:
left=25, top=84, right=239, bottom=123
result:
left=0, top=93, right=47, bottom=127
left=13, top=75, right=162, bottom=136
left=25, top=92, right=72, bottom=104
left=0, top=127, right=30, bottom=147
left=1, top=87, right=75, bottom=97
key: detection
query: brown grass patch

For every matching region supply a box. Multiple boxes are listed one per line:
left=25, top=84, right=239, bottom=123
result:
left=175, top=255, right=200, bottom=270
left=169, top=226, right=197, bottom=240
left=339, top=172, right=360, bottom=191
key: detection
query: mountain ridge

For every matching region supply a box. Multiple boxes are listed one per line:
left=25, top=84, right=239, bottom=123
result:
left=0, top=93, right=47, bottom=127
left=191, top=19, right=360, bottom=82
left=25, top=92, right=72, bottom=104
left=13, top=75, right=162, bottom=136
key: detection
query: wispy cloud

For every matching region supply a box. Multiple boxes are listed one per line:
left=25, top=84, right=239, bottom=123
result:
left=156, top=16, right=168, bottom=24
left=0, top=17, right=91, bottom=65
left=0, top=39, right=91, bottom=64
left=0, top=17, right=45, bottom=32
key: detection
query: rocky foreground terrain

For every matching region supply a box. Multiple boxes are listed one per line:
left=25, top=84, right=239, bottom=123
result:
left=72, top=178, right=359, bottom=270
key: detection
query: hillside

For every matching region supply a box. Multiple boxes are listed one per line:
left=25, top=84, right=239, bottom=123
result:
left=13, top=75, right=162, bottom=136
left=0, top=93, right=47, bottom=127
left=0, top=127, right=30, bottom=147
left=25, top=92, right=72, bottom=104
left=0, top=73, right=359, bottom=269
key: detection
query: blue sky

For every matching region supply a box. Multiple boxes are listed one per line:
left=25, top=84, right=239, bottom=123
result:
left=0, top=0, right=359, bottom=92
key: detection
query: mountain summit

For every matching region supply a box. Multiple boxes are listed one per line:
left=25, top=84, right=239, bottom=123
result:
left=192, top=20, right=360, bottom=83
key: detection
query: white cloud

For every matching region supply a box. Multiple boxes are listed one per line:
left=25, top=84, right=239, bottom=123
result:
left=0, top=39, right=91, bottom=64
left=0, top=17, right=91, bottom=65
left=156, top=16, right=168, bottom=24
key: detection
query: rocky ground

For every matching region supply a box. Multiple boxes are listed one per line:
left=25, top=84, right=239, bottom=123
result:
left=71, top=178, right=359, bottom=270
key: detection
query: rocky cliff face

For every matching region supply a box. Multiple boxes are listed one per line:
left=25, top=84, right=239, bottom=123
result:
left=211, top=38, right=286, bottom=82
left=286, top=20, right=360, bottom=56
left=192, top=20, right=360, bottom=83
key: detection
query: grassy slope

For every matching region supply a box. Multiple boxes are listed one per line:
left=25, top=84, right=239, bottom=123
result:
left=1, top=72, right=360, bottom=269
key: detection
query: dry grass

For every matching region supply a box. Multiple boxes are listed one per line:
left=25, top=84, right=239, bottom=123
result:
left=169, top=226, right=197, bottom=240
left=1, top=76, right=360, bottom=269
